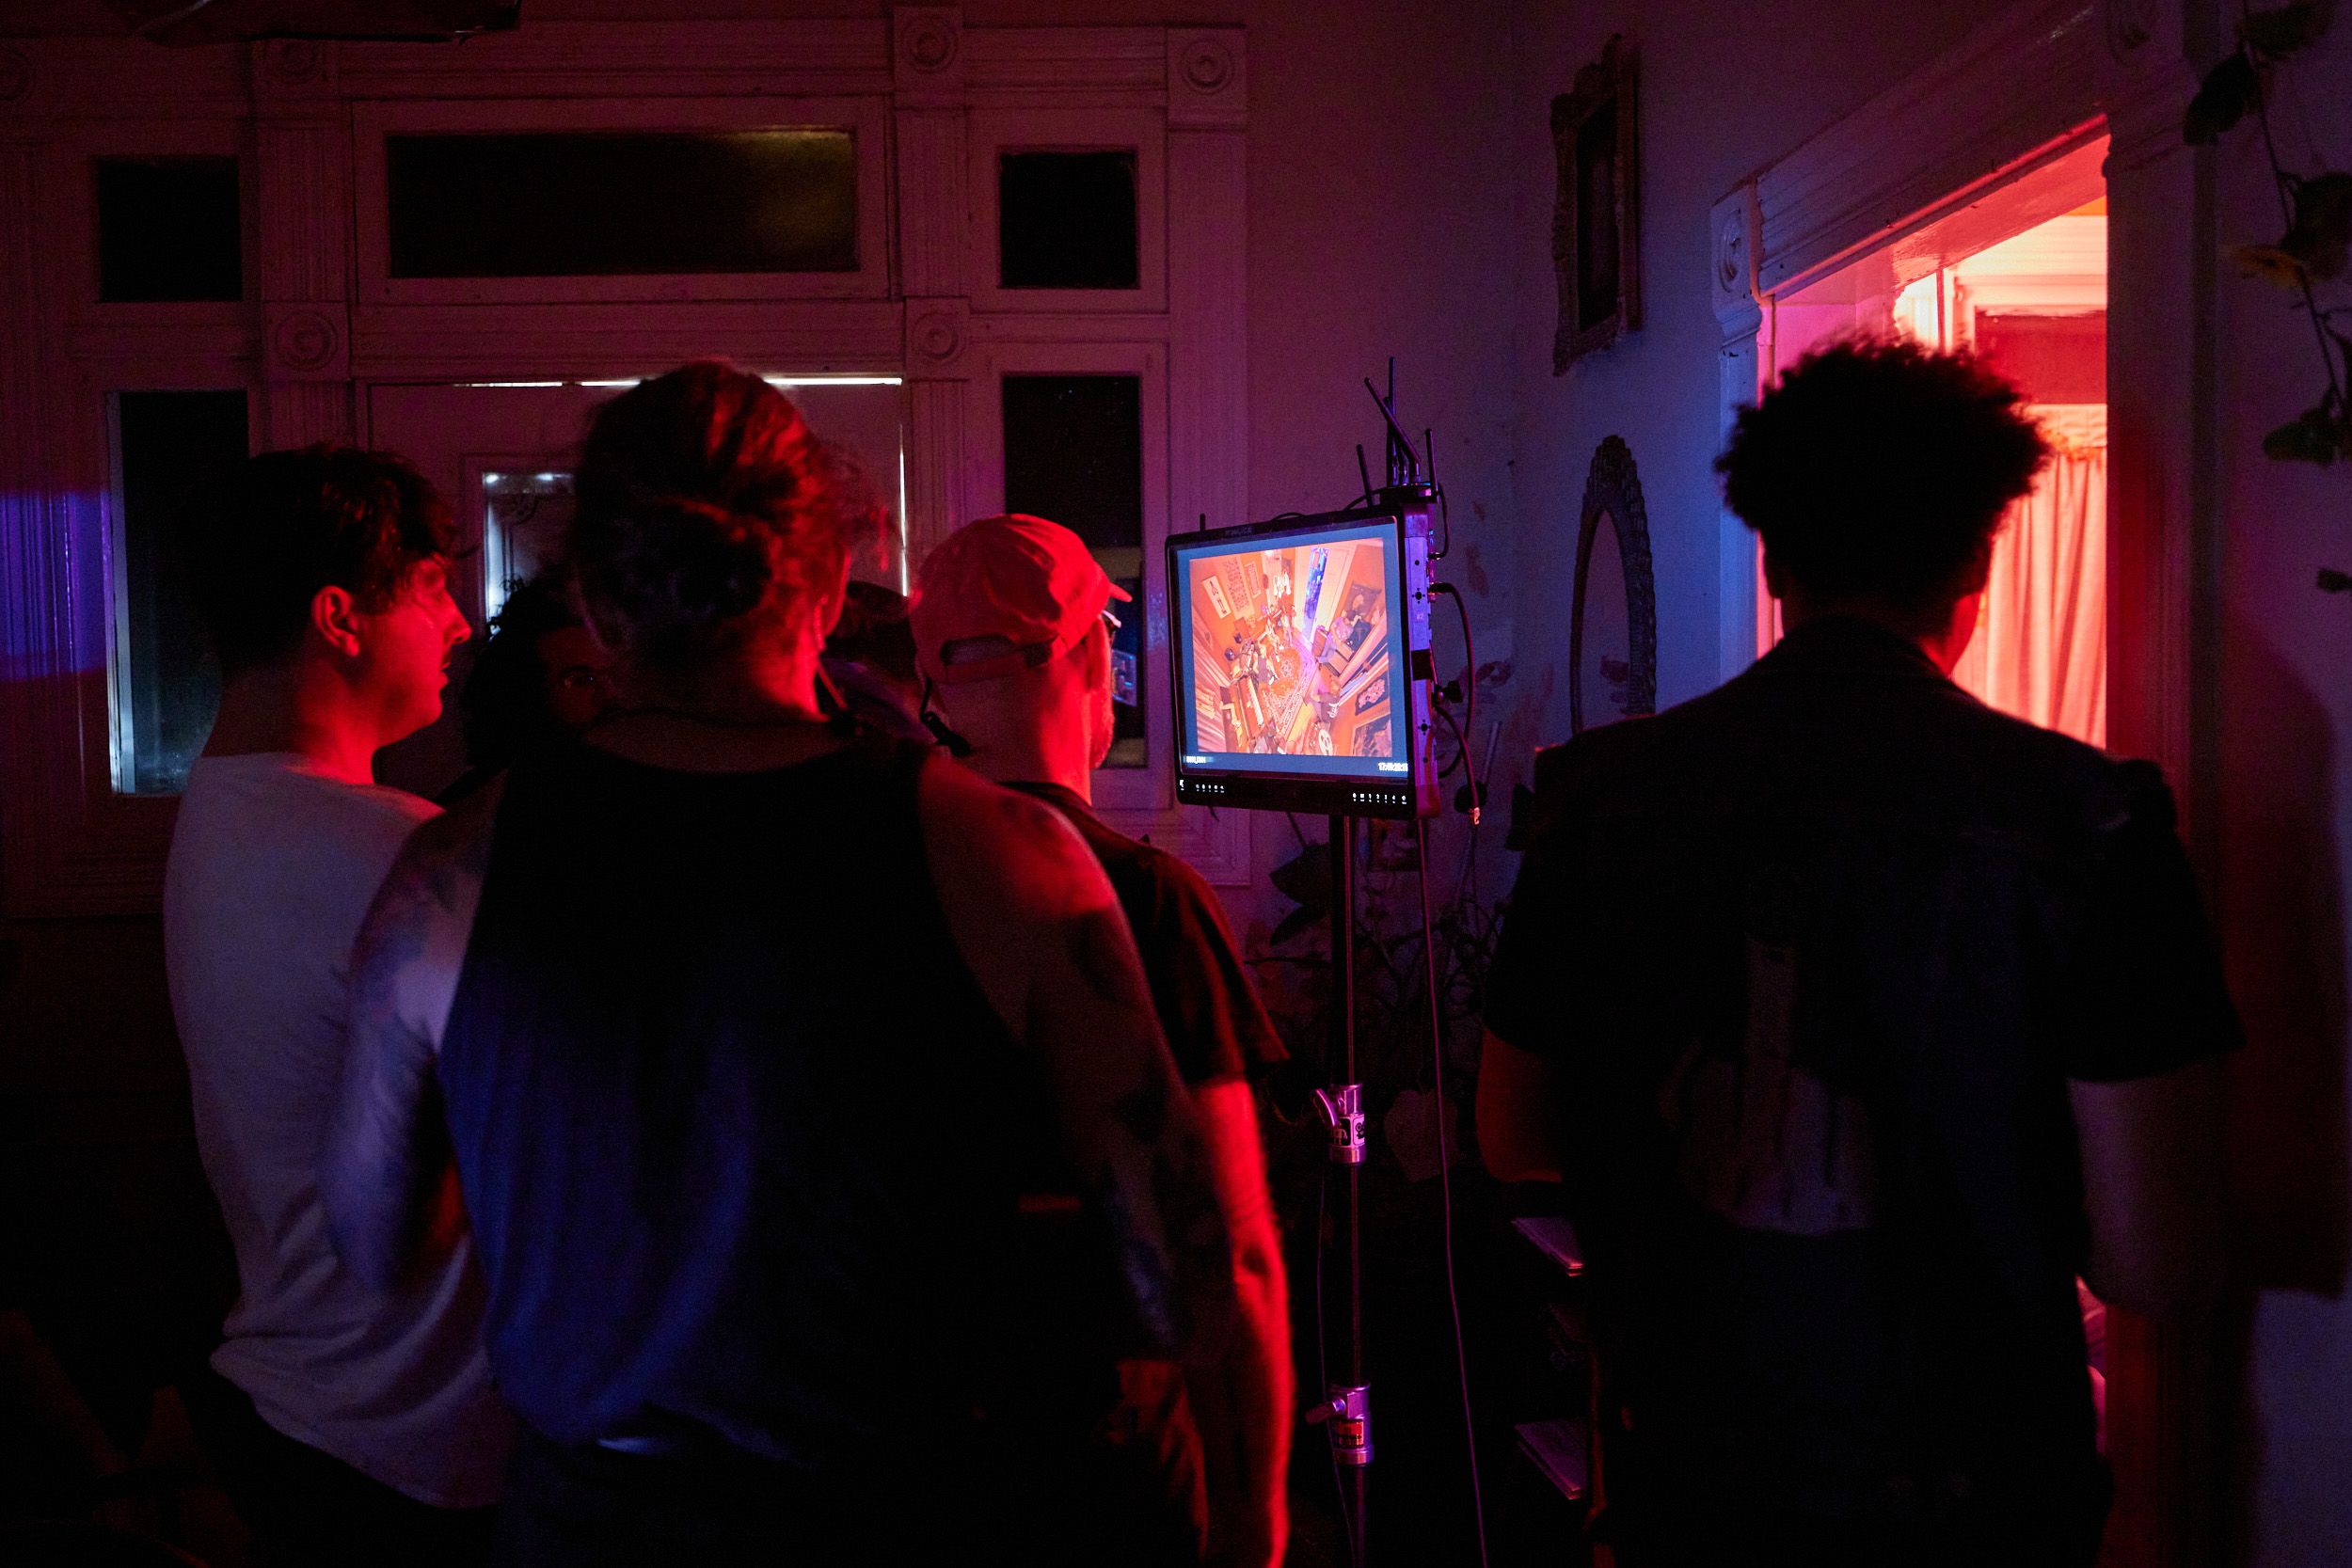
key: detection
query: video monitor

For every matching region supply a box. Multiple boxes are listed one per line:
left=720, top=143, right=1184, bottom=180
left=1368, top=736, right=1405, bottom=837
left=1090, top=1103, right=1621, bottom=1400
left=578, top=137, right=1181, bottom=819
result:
left=1167, top=498, right=1436, bottom=819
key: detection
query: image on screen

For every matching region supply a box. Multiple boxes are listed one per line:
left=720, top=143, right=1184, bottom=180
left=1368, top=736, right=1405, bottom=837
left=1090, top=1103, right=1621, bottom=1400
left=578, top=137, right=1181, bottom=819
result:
left=1174, top=520, right=1411, bottom=782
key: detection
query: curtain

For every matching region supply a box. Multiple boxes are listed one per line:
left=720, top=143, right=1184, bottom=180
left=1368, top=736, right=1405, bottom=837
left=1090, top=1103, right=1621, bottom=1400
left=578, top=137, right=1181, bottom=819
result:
left=1950, top=404, right=2106, bottom=748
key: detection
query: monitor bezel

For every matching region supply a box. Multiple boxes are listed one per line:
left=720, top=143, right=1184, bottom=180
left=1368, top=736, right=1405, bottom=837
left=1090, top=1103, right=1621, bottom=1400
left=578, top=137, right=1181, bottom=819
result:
left=1164, top=502, right=1430, bottom=820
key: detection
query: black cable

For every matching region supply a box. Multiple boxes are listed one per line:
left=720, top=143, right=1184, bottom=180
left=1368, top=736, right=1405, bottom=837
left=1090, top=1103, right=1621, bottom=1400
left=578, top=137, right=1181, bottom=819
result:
left=1433, top=700, right=1471, bottom=782
left=1414, top=806, right=1491, bottom=1568
left=1430, top=582, right=1479, bottom=820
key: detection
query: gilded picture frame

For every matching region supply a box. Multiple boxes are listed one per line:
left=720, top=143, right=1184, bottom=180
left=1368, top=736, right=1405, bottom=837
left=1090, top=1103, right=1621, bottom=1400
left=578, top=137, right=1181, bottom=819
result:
left=1551, top=36, right=1641, bottom=371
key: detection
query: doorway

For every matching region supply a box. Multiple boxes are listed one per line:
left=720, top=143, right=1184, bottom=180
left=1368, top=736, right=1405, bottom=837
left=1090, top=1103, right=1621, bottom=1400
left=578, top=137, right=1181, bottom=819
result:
left=365, top=375, right=907, bottom=798
left=1762, top=138, right=2109, bottom=749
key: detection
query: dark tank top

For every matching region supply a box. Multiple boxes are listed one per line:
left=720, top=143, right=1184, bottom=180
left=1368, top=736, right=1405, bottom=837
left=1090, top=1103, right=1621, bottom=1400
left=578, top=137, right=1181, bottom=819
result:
left=437, top=735, right=1028, bottom=1474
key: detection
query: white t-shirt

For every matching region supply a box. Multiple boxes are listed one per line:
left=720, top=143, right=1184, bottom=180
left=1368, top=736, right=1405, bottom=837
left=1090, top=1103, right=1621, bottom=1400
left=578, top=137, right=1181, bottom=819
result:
left=164, top=753, right=512, bottom=1507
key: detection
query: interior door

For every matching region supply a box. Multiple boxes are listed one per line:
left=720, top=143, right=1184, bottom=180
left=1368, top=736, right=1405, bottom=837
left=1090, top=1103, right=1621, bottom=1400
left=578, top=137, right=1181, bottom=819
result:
left=365, top=379, right=906, bottom=799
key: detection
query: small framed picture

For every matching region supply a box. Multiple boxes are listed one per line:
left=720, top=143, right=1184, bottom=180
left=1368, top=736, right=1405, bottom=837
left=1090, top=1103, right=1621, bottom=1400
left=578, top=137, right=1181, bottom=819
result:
left=1551, top=36, right=1640, bottom=371
left=1354, top=675, right=1387, bottom=714
left=1202, top=570, right=1232, bottom=620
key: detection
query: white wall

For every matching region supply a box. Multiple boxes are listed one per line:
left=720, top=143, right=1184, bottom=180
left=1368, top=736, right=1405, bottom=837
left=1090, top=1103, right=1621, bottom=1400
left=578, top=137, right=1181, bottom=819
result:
left=1239, top=0, right=1519, bottom=925
left=1505, top=3, right=1996, bottom=732
left=2214, top=12, right=2352, bottom=1562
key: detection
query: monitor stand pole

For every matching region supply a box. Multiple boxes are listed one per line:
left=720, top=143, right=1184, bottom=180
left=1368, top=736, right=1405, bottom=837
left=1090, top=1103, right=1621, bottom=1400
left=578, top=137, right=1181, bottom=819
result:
left=1311, top=812, right=1372, bottom=1560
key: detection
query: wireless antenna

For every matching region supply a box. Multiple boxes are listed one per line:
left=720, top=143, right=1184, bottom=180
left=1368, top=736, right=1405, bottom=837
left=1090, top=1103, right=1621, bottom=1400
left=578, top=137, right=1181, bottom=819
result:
left=1362, top=377, right=1422, bottom=485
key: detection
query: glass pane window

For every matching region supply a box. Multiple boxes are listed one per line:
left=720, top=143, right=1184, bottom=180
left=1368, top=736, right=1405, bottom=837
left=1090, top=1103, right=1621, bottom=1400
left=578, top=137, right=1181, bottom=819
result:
left=109, top=389, right=248, bottom=796
left=998, top=151, right=1139, bottom=291
left=387, top=132, right=859, bottom=278
left=482, top=470, right=576, bottom=623
left=1001, top=373, right=1146, bottom=767
left=96, top=156, right=242, bottom=302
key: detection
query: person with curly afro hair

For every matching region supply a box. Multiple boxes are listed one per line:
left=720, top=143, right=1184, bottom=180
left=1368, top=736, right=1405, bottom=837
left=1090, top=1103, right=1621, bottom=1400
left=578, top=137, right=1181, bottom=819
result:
left=1480, top=336, right=2238, bottom=1567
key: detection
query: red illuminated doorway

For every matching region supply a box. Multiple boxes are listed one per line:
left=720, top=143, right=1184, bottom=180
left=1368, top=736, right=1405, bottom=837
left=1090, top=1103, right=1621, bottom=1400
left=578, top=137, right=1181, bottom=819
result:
left=365, top=376, right=908, bottom=799
left=1756, top=137, right=2110, bottom=749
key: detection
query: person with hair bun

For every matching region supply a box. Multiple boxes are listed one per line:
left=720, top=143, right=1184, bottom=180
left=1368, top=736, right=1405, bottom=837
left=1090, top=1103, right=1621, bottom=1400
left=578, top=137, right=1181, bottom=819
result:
left=320, top=362, right=1269, bottom=1565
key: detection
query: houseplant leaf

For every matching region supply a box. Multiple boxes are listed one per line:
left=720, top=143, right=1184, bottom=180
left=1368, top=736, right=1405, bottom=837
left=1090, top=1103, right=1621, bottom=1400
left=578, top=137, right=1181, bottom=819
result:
left=2282, top=171, right=2352, bottom=280
left=2262, top=393, right=2346, bottom=465
left=2241, top=0, right=2335, bottom=57
left=2185, top=52, right=2262, bottom=144
left=2232, top=243, right=2313, bottom=289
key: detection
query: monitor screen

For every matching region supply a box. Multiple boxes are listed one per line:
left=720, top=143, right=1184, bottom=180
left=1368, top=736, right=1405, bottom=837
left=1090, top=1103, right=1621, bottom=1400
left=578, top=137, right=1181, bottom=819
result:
left=1170, top=515, right=1415, bottom=790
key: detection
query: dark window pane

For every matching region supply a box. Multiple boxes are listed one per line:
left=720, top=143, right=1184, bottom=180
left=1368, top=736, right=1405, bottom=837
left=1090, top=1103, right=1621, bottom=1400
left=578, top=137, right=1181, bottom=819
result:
left=96, top=156, right=242, bottom=302
left=112, top=389, right=247, bottom=795
left=387, top=131, right=858, bottom=278
left=1002, top=375, right=1142, bottom=552
left=999, top=150, right=1138, bottom=290
left=1003, top=373, right=1146, bottom=765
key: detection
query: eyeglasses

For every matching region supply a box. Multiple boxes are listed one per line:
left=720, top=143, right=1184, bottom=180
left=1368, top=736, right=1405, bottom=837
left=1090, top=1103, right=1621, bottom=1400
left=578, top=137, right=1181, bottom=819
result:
left=1100, top=606, right=1122, bottom=634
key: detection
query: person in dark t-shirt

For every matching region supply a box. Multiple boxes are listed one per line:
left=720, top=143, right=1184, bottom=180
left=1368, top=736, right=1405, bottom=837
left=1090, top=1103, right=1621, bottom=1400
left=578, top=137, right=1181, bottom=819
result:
left=1479, top=339, right=2238, bottom=1567
left=912, top=514, right=1292, bottom=1568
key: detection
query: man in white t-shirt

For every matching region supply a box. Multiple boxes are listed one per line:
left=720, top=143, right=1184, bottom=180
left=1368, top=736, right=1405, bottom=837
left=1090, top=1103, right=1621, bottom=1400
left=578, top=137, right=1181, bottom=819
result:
left=163, top=445, right=513, bottom=1564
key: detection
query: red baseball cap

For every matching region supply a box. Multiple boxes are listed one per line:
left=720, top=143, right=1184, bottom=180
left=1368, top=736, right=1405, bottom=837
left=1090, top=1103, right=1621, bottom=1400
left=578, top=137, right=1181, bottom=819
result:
left=911, top=514, right=1130, bottom=686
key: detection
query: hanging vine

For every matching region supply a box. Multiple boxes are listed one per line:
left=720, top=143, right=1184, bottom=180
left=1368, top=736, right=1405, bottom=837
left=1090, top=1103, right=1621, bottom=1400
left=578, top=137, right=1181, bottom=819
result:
left=2185, top=0, right=2352, bottom=470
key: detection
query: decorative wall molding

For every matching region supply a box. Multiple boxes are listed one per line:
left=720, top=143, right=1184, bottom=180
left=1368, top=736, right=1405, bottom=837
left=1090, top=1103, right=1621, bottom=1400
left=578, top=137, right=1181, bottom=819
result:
left=1709, top=182, right=1765, bottom=679
left=65, top=321, right=256, bottom=366
left=0, top=40, right=246, bottom=120
left=266, top=304, right=348, bottom=380
left=264, top=379, right=352, bottom=451
left=349, top=301, right=905, bottom=382
left=894, top=106, right=967, bottom=298
left=1, top=6, right=1258, bottom=897
left=1167, top=30, right=1246, bottom=132
left=902, top=297, right=970, bottom=376
left=334, top=22, right=892, bottom=101
left=253, top=38, right=338, bottom=99
left=1168, top=130, right=1248, bottom=540
left=1749, top=0, right=2103, bottom=297
left=892, top=7, right=964, bottom=106
left=900, top=378, right=968, bottom=578
left=254, top=119, right=349, bottom=306
left=967, top=313, right=1171, bottom=347
left=964, top=27, right=1164, bottom=106
left=1708, top=184, right=1762, bottom=337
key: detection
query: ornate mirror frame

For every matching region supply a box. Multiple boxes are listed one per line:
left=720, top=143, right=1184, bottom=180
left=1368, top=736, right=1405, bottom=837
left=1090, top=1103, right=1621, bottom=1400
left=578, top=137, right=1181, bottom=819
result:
left=1568, top=434, right=1657, bottom=734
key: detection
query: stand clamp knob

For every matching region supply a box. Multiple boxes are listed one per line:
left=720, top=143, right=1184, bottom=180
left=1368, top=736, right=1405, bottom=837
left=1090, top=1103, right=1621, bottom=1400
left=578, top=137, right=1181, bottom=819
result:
left=1311, top=1084, right=1367, bottom=1165
left=1305, top=1383, right=1374, bottom=1466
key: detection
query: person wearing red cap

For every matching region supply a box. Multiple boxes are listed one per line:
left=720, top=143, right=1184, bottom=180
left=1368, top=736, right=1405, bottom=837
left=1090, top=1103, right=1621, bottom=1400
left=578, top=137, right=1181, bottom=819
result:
left=913, top=515, right=1292, bottom=1568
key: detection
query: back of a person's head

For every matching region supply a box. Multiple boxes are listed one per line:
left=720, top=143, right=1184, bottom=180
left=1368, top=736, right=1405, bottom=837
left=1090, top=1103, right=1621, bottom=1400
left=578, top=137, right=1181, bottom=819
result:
left=182, top=444, right=455, bottom=673
left=825, top=580, right=919, bottom=685
left=569, top=361, right=881, bottom=672
left=460, top=573, right=583, bottom=769
left=1716, top=335, right=2048, bottom=617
